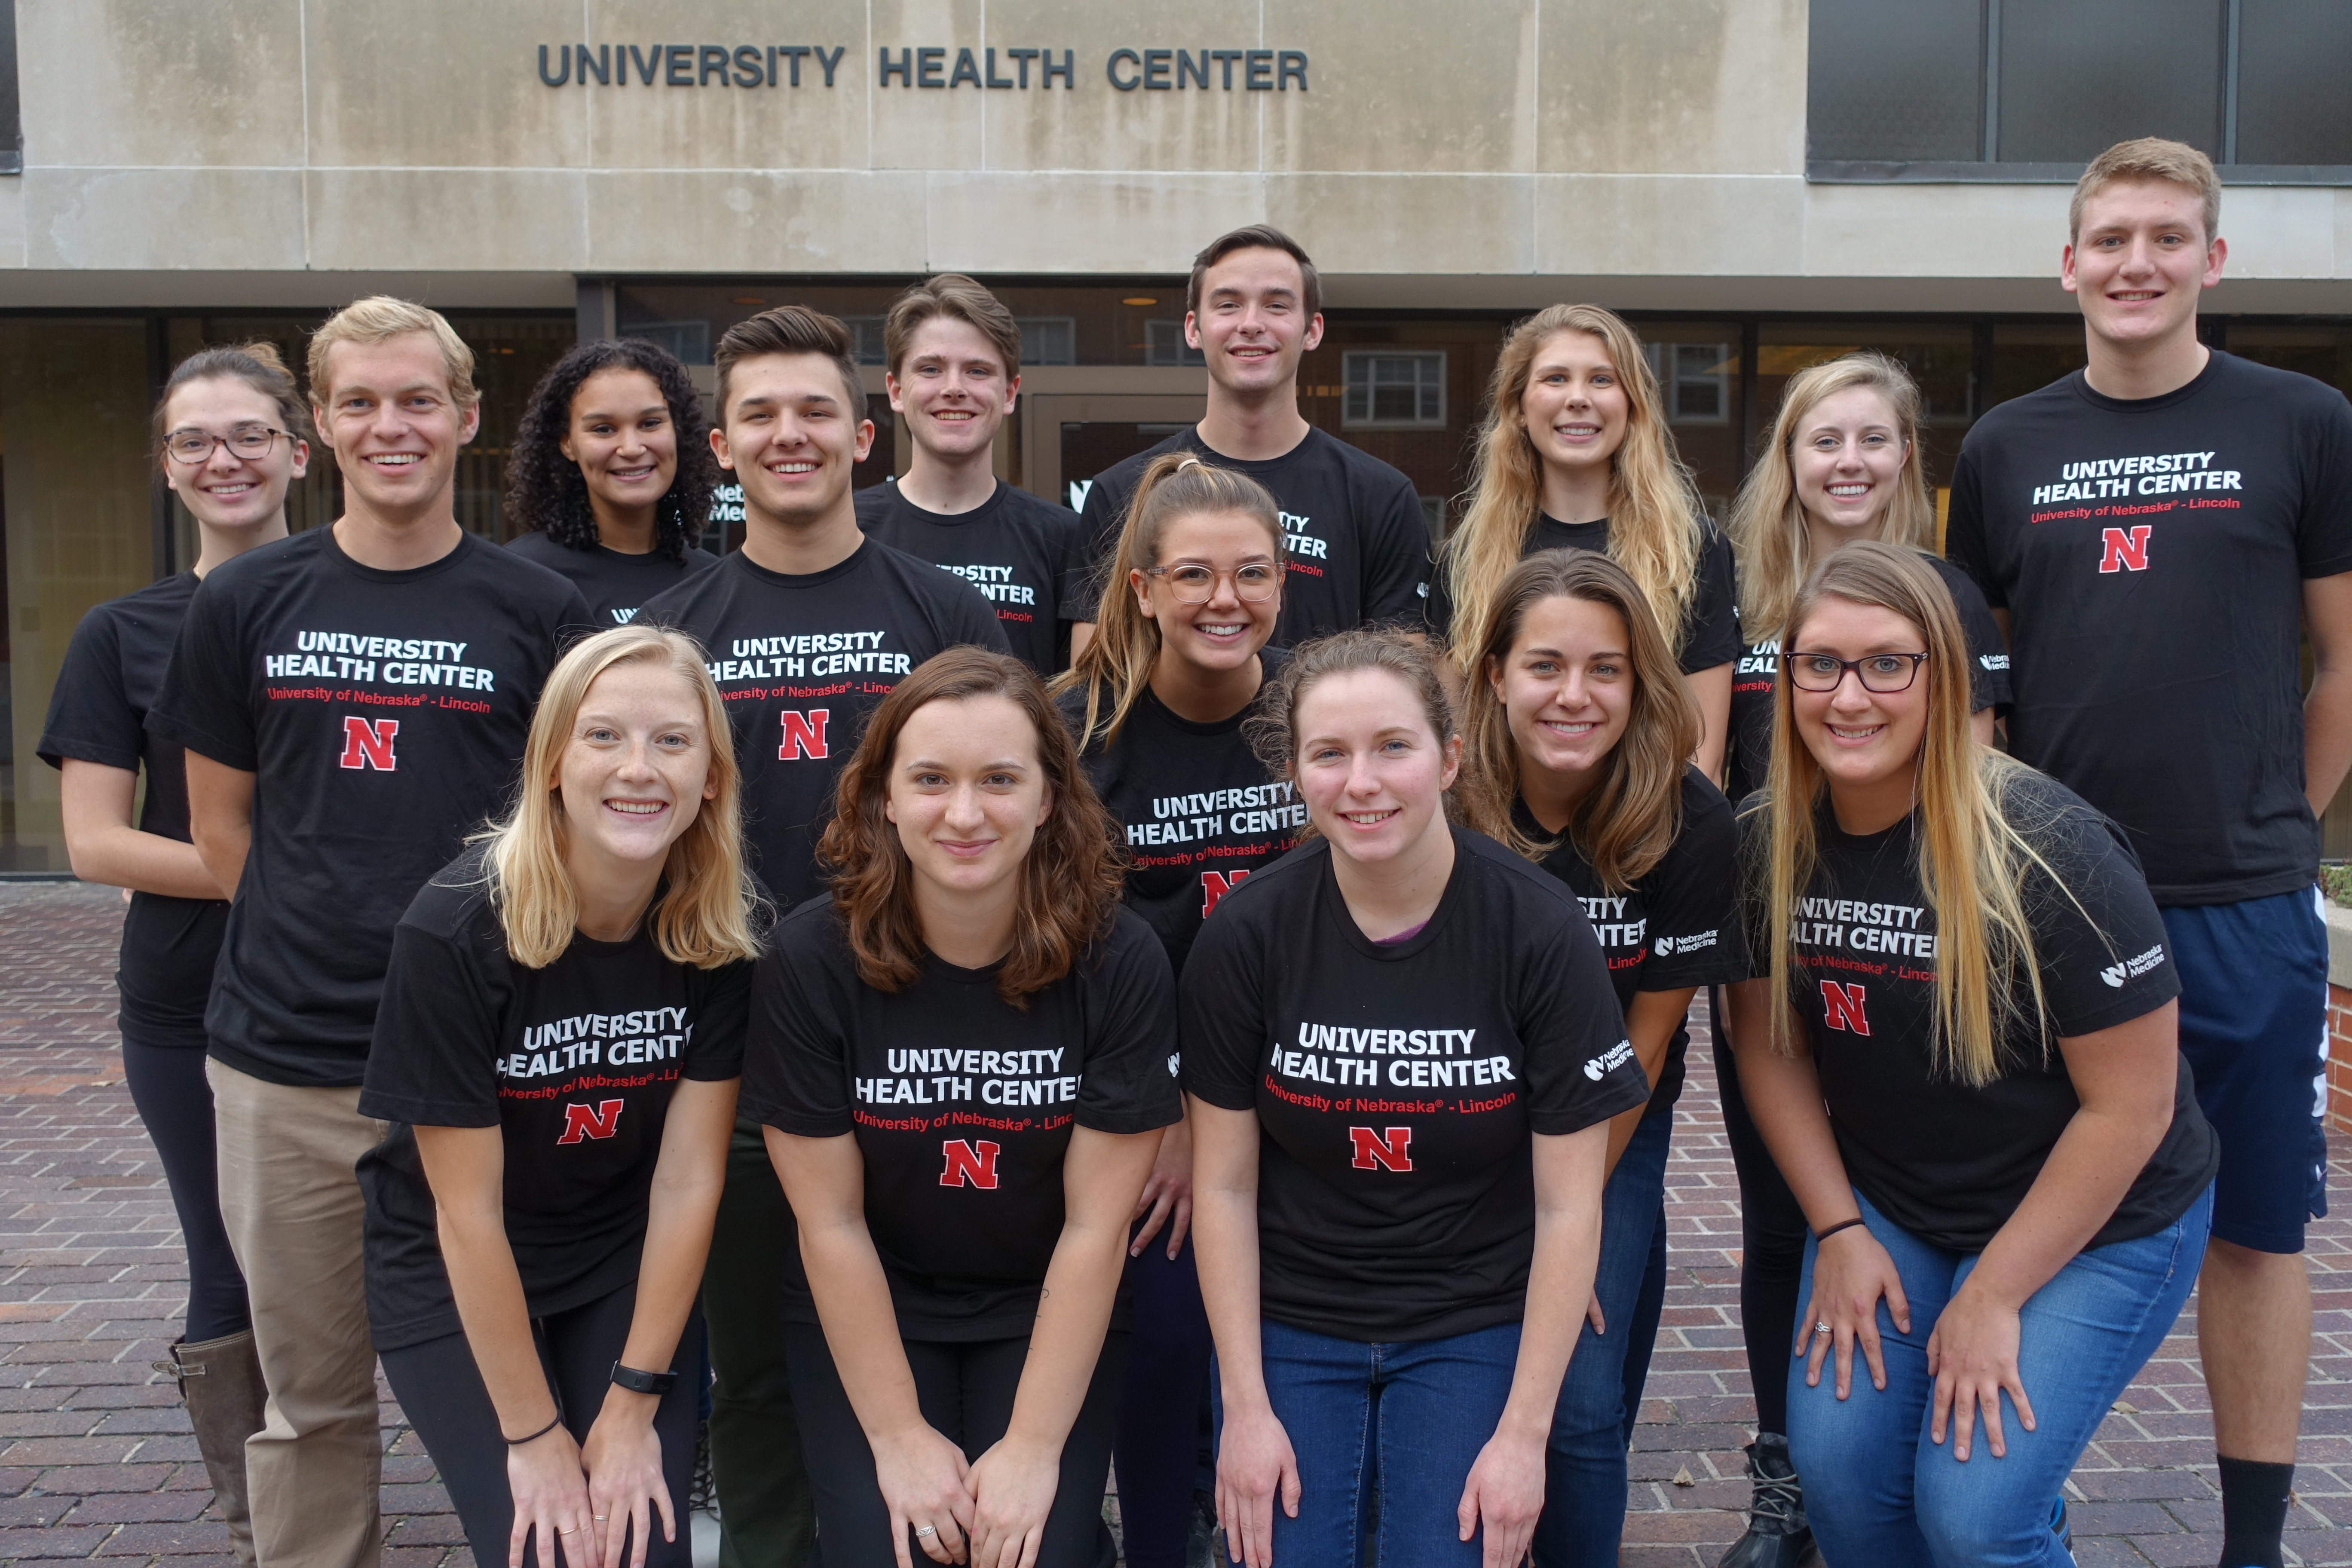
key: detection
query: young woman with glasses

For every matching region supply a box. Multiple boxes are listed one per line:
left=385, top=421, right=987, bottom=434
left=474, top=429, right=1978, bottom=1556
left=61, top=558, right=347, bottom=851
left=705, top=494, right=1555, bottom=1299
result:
left=1185, top=629, right=1649, bottom=1568
left=1709, top=353, right=2012, bottom=1566
left=1433, top=306, right=1739, bottom=782
left=505, top=338, right=723, bottom=628
left=747, top=647, right=1180, bottom=1568
left=1722, top=542, right=2215, bottom=1566
left=1050, top=452, right=1294, bottom=1568
left=35, top=342, right=311, bottom=1563
left=1453, top=549, right=1748, bottom=1568
left=359, top=625, right=760, bottom=1568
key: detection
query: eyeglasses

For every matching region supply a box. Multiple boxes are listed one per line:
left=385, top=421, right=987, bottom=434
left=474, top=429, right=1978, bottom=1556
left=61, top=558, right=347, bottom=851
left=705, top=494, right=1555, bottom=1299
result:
left=164, top=424, right=292, bottom=464
left=1143, top=562, right=1281, bottom=604
left=1784, top=651, right=1929, bottom=693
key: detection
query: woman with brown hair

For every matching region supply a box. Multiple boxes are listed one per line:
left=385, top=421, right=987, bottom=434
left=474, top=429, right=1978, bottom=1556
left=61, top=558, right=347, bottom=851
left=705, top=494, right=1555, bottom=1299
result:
left=360, top=624, right=764, bottom=1568
left=1455, top=549, right=1747, bottom=1567
left=747, top=646, right=1181, bottom=1568
left=1433, top=305, right=1739, bottom=780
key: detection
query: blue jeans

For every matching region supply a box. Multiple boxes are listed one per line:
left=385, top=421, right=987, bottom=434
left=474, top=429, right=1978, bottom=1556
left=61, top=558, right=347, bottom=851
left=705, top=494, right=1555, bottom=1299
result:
left=1533, top=1100, right=1675, bottom=1566
left=1789, top=1185, right=2212, bottom=1568
left=1233, top=1319, right=1522, bottom=1568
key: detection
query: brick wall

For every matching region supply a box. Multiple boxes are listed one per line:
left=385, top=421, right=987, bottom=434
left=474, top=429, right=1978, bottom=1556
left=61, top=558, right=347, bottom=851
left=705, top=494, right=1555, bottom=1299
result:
left=2332, top=983, right=2352, bottom=1134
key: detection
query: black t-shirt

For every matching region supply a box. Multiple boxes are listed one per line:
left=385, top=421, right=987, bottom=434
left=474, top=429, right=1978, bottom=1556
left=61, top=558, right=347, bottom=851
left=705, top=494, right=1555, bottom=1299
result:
left=1735, top=772, right=2217, bottom=1253
left=1726, top=551, right=2012, bottom=805
left=356, top=846, right=753, bottom=1351
left=504, top=528, right=720, bottom=629
left=1426, top=516, right=1741, bottom=674
left=637, top=542, right=1010, bottom=907
left=36, top=572, right=226, bottom=1049
left=1519, top=766, right=1748, bottom=1111
left=1059, top=650, right=1300, bottom=977
left=1946, top=351, right=2352, bottom=905
left=1077, top=426, right=1430, bottom=646
left=743, top=901, right=1182, bottom=1340
left=146, top=528, right=588, bottom=1087
left=855, top=479, right=1091, bottom=677
left=1180, top=829, right=1648, bottom=1342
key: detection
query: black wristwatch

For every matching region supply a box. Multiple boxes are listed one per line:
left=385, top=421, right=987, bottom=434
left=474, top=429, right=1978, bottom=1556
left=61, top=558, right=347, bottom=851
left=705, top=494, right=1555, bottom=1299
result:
left=609, top=1361, right=679, bottom=1396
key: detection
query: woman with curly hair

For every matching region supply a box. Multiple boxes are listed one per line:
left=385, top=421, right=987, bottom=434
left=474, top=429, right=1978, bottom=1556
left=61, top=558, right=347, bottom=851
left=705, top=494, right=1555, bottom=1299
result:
left=746, top=646, right=1181, bottom=1568
left=505, top=338, right=723, bottom=626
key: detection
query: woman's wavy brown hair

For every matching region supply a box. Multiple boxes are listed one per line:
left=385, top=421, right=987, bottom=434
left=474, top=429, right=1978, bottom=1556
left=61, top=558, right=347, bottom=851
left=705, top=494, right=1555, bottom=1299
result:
left=820, top=647, right=1126, bottom=1005
left=1455, top=549, right=1699, bottom=885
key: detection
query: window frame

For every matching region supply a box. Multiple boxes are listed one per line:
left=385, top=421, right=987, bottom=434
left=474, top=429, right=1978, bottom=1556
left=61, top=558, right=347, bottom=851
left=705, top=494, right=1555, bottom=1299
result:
left=1340, top=349, right=1448, bottom=431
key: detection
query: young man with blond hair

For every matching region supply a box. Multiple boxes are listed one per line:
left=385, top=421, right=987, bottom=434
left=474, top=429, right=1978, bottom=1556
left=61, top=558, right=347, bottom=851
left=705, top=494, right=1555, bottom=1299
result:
left=855, top=273, right=1092, bottom=675
left=151, top=297, right=587, bottom=1568
left=1948, top=139, right=2352, bottom=1568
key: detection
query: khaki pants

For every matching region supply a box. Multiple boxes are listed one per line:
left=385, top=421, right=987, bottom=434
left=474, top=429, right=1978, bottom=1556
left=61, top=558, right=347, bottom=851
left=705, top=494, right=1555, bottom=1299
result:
left=208, top=1060, right=386, bottom=1568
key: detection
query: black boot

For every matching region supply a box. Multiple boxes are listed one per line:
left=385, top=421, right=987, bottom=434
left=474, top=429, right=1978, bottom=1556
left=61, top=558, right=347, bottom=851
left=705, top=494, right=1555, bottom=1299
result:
left=154, top=1331, right=266, bottom=1567
left=1717, top=1432, right=1816, bottom=1568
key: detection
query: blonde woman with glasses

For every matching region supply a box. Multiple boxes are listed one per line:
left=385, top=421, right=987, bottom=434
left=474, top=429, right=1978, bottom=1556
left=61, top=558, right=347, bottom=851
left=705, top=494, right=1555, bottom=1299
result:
left=359, top=625, right=763, bottom=1568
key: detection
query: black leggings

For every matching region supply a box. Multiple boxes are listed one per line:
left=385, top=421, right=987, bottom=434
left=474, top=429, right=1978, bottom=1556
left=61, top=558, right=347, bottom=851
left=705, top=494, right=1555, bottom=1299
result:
left=378, top=1281, right=701, bottom=1567
left=121, top=1040, right=250, bottom=1343
left=1711, top=1005, right=1809, bottom=1438
left=786, top=1321, right=1128, bottom=1568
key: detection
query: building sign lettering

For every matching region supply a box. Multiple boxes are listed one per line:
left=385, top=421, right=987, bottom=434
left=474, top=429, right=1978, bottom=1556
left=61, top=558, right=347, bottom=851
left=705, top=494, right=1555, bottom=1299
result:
left=536, top=43, right=1309, bottom=93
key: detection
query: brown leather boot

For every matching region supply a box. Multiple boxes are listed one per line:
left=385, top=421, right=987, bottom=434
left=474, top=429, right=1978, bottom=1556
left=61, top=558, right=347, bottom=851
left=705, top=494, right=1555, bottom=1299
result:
left=154, top=1330, right=265, bottom=1565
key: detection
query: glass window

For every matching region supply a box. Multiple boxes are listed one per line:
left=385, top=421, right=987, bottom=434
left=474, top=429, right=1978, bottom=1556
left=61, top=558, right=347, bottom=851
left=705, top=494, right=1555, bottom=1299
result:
left=2235, top=0, right=2352, bottom=165
left=1342, top=351, right=1446, bottom=430
left=1144, top=320, right=1204, bottom=366
left=630, top=319, right=710, bottom=365
left=1989, top=322, right=2088, bottom=409
left=1807, top=0, right=1984, bottom=162
left=1644, top=341, right=1732, bottom=426
left=1996, top=0, right=2224, bottom=162
left=842, top=316, right=888, bottom=365
left=1016, top=316, right=1077, bottom=367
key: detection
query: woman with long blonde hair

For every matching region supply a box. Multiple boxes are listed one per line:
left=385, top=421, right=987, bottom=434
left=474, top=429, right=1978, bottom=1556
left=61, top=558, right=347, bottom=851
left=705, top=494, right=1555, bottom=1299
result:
left=1433, top=304, right=1739, bottom=779
left=1051, top=451, right=1294, bottom=1568
left=1721, top=544, right=2213, bottom=1566
left=1711, top=354, right=2012, bottom=1566
left=360, top=624, right=763, bottom=1568
left=749, top=647, right=1179, bottom=1568
left=1455, top=550, right=1746, bottom=1567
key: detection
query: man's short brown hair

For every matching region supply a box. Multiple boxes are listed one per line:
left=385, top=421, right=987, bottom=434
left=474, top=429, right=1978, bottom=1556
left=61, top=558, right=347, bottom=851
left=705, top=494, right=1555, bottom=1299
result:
left=882, top=275, right=1022, bottom=380
left=2071, top=137, right=2222, bottom=244
left=1186, top=225, right=1322, bottom=318
left=307, top=296, right=479, bottom=411
left=713, top=306, right=867, bottom=419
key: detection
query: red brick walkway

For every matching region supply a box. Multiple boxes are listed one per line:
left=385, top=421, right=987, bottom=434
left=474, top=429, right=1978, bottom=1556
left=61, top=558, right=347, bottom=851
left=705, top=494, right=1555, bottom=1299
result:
left=5, top=880, right=2352, bottom=1564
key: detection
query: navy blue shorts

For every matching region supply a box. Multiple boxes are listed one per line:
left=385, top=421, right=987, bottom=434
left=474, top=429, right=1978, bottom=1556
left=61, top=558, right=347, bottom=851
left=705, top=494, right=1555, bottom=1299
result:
left=2159, top=886, right=2330, bottom=1254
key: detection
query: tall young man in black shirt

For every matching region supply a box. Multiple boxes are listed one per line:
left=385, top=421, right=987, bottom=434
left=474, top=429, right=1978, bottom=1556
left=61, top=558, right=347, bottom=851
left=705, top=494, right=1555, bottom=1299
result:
left=637, top=306, right=1006, bottom=1568
left=1075, top=226, right=1430, bottom=651
left=1947, top=139, right=2352, bottom=1568
left=148, top=298, right=588, bottom=1568
left=854, top=274, right=1092, bottom=675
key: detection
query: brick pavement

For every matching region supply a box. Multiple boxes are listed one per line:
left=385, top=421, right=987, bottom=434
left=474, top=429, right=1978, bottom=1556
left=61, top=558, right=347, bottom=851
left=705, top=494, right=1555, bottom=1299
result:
left=4, top=879, right=2352, bottom=1565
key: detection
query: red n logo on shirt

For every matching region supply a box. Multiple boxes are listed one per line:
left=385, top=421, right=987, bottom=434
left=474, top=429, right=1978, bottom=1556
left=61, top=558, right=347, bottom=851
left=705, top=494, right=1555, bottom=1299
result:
left=338, top=717, right=398, bottom=771
left=555, top=1099, right=625, bottom=1144
left=1348, top=1127, right=1414, bottom=1173
left=939, top=1139, right=1002, bottom=1188
left=2098, top=526, right=2153, bottom=574
left=778, top=709, right=831, bottom=761
left=1200, top=870, right=1252, bottom=918
left=1819, top=981, right=1871, bottom=1035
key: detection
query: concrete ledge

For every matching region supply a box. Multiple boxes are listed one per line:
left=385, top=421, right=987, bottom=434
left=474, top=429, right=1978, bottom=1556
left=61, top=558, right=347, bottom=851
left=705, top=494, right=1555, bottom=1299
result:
left=2328, top=900, right=2352, bottom=990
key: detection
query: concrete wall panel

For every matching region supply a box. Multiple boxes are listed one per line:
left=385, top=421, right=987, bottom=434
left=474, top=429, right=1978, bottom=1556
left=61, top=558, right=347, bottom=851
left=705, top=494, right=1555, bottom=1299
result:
left=27, top=168, right=307, bottom=271
left=977, top=0, right=1263, bottom=173
left=866, top=0, right=986, bottom=171
left=1267, top=175, right=1533, bottom=275
left=1536, top=174, right=1803, bottom=276
left=18, top=0, right=308, bottom=169
left=1262, top=0, right=1536, bottom=175
left=307, top=169, right=586, bottom=272
left=1799, top=182, right=2069, bottom=279
left=305, top=0, right=589, bottom=170
left=922, top=172, right=1264, bottom=272
left=2215, top=187, right=2343, bottom=279
left=1537, top=0, right=1805, bottom=176
left=585, top=170, right=926, bottom=273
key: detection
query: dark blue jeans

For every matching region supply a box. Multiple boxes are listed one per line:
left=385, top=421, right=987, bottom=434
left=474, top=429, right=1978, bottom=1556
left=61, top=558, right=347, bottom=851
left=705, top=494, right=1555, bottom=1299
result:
left=1112, top=1231, right=1214, bottom=1568
left=1789, top=1185, right=2211, bottom=1567
left=1234, top=1319, right=1522, bottom=1568
left=1533, top=1100, right=1675, bottom=1566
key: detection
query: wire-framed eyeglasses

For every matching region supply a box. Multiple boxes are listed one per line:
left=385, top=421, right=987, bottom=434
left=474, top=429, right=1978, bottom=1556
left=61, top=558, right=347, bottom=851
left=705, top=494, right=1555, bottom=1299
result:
left=1142, top=562, right=1281, bottom=604
left=164, top=425, right=294, bottom=465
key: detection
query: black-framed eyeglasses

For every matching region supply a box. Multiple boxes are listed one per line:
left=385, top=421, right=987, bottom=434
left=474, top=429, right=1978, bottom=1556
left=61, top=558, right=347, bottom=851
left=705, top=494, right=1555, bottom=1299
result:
left=1143, top=562, right=1281, bottom=604
left=164, top=424, right=293, bottom=464
left=1784, top=651, right=1928, bottom=693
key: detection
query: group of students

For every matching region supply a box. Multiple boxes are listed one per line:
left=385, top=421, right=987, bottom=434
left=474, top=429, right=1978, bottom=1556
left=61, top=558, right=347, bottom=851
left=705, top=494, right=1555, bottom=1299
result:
left=30, top=133, right=2352, bottom=1568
